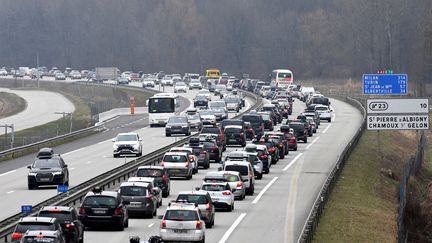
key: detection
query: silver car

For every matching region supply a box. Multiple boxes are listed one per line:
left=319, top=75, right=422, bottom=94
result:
left=160, top=202, right=205, bottom=242
left=199, top=182, right=235, bottom=211
left=203, top=171, right=246, bottom=200
left=160, top=152, right=193, bottom=179
left=165, top=116, right=190, bottom=136
left=176, top=191, right=215, bottom=228
left=119, top=181, right=158, bottom=218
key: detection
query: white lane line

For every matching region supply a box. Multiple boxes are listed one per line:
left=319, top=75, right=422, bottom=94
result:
left=322, top=124, right=332, bottom=134
left=97, top=140, right=110, bottom=145
left=148, top=223, right=154, bottom=228
left=7, top=190, right=14, bottom=194
left=305, top=136, right=320, bottom=150
left=332, top=114, right=336, bottom=122
left=218, top=213, right=247, bottom=243
left=283, top=153, right=303, bottom=171
left=252, top=177, right=278, bottom=204
left=69, top=168, right=75, bottom=171
left=0, top=170, right=16, bottom=177
left=86, top=161, right=92, bottom=164
left=63, top=148, right=85, bottom=156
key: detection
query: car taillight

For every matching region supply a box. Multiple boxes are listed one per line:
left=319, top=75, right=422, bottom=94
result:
left=222, top=191, right=231, bottom=195
left=11, top=232, right=23, bottom=241
left=188, top=155, right=195, bottom=162
left=240, top=132, right=244, bottom=137
left=248, top=128, right=253, bottom=132
left=211, top=147, right=218, bottom=151
left=160, top=161, right=165, bottom=167
left=236, top=181, right=243, bottom=188
left=161, top=220, right=167, bottom=229
left=206, top=203, right=211, bottom=211
left=185, top=161, right=190, bottom=168
left=268, top=147, right=275, bottom=152
left=65, top=222, right=75, bottom=230
left=114, top=207, right=123, bottom=215
left=260, top=154, right=268, bottom=159
left=79, top=207, right=86, bottom=215
left=278, top=144, right=284, bottom=147
left=196, top=221, right=203, bottom=230
left=162, top=175, right=167, bottom=183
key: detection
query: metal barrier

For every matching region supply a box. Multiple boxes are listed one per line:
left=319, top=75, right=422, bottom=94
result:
left=0, top=89, right=261, bottom=242
left=298, top=95, right=367, bottom=243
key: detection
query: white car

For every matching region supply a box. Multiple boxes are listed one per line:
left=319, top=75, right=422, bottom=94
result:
left=174, top=82, right=187, bottom=93
left=169, top=147, right=198, bottom=174
left=199, top=182, right=235, bottom=211
left=203, top=171, right=246, bottom=200
left=197, top=89, right=212, bottom=101
left=160, top=202, right=206, bottom=243
left=189, top=80, right=203, bottom=90
left=0, top=69, right=8, bottom=76
left=223, top=161, right=255, bottom=195
left=112, top=132, right=143, bottom=157
left=198, top=110, right=217, bottom=126
left=161, top=152, right=193, bottom=179
left=69, top=70, right=82, bottom=79
left=315, top=104, right=332, bottom=122
left=161, top=76, right=174, bottom=86
left=142, top=78, right=155, bottom=88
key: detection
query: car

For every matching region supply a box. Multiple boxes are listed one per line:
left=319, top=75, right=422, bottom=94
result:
left=245, top=144, right=271, bottom=174
left=265, top=132, right=290, bottom=156
left=54, top=72, right=66, bottom=80
left=11, top=217, right=64, bottom=243
left=258, top=111, right=274, bottom=131
left=261, top=104, right=282, bottom=124
left=187, top=113, right=203, bottom=130
left=200, top=136, right=223, bottom=163
left=241, top=112, right=264, bottom=138
left=194, top=95, right=209, bottom=109
left=199, top=182, right=235, bottom=211
left=209, top=101, right=228, bottom=121
left=176, top=191, right=215, bottom=228
left=27, top=148, right=69, bottom=190
left=252, top=139, right=280, bottom=164
left=135, top=166, right=170, bottom=197
left=69, top=70, right=82, bottom=79
left=37, top=206, right=84, bottom=243
left=224, top=151, right=264, bottom=179
left=112, top=132, right=143, bottom=157
left=306, top=117, right=317, bottom=133
left=203, top=171, right=246, bottom=200
left=197, top=89, right=212, bottom=100
left=160, top=152, right=193, bottom=179
left=244, top=121, right=255, bottom=140
left=159, top=201, right=206, bottom=243
left=19, top=230, right=66, bottom=243
left=142, top=78, right=156, bottom=88
left=174, top=82, right=188, bottom=93
left=224, top=96, right=241, bottom=112
left=280, top=125, right=298, bottom=151
left=224, top=125, right=246, bottom=147
left=223, top=161, right=255, bottom=195
left=314, top=104, right=332, bottom=122
left=201, top=126, right=226, bottom=151
left=170, top=146, right=199, bottom=173
left=117, top=77, right=129, bottom=85
left=161, top=76, right=174, bottom=86
left=130, top=73, right=141, bottom=82
left=78, top=187, right=129, bottom=231
left=198, top=110, right=216, bottom=126
left=184, top=137, right=210, bottom=169
left=0, top=68, right=8, bottom=76
left=214, top=84, right=226, bottom=95
left=126, top=177, right=163, bottom=207
left=119, top=181, right=158, bottom=218
left=189, top=80, right=203, bottom=90
left=287, top=121, right=308, bottom=143
left=303, top=111, right=321, bottom=127
left=165, top=116, right=190, bottom=136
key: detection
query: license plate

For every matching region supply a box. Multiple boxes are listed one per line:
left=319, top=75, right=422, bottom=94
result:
left=129, top=203, right=141, bottom=207
left=39, top=178, right=50, bottom=182
left=174, top=229, right=188, bottom=233
left=229, top=139, right=237, bottom=142
left=93, top=210, right=106, bottom=214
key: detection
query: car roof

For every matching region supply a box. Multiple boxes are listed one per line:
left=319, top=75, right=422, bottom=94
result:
left=170, top=147, right=192, bottom=152
left=224, top=161, right=250, bottom=166
left=137, top=165, right=164, bottom=170
left=178, top=190, right=209, bottom=196
left=202, top=181, right=229, bottom=186
left=224, top=125, right=242, bottom=129
left=117, top=132, right=138, bottom=136
left=164, top=152, right=188, bottom=156
left=39, top=206, right=74, bottom=212
left=128, top=177, right=154, bottom=184
left=205, top=171, right=241, bottom=177
left=120, top=181, right=149, bottom=188
left=85, top=190, right=119, bottom=198
left=23, top=230, right=59, bottom=237
left=18, top=217, right=56, bottom=223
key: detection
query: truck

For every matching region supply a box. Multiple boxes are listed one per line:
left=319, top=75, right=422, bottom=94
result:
left=95, top=67, right=118, bottom=82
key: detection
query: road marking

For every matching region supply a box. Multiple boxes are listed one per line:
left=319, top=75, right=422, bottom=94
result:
left=63, top=148, right=85, bottom=156
left=0, top=170, right=16, bottom=177
left=322, top=124, right=332, bottom=134
left=69, top=168, right=75, bottom=171
left=283, top=153, right=303, bottom=171
left=97, top=140, right=110, bottom=145
left=7, top=190, right=14, bottom=194
left=332, top=114, right=336, bottom=122
left=252, top=177, right=278, bottom=204
left=86, top=161, right=92, bottom=164
left=305, top=136, right=320, bottom=150
left=148, top=223, right=154, bottom=228
left=219, top=213, right=247, bottom=243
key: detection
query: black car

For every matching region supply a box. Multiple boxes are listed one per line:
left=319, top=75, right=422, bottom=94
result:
left=287, top=121, right=308, bottom=143
left=135, top=166, right=171, bottom=197
left=27, top=148, right=69, bottom=190
left=78, top=188, right=129, bottom=231
left=220, top=119, right=245, bottom=131
left=194, top=95, right=208, bottom=108
left=262, top=104, right=282, bottom=124
left=241, top=112, right=264, bottom=138
left=185, top=137, right=211, bottom=169
left=38, top=206, right=84, bottom=243
left=224, top=125, right=246, bottom=147
left=252, top=139, right=280, bottom=164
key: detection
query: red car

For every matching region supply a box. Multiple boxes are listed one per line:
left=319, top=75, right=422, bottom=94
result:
left=280, top=125, right=298, bottom=150
left=130, top=73, right=141, bottom=81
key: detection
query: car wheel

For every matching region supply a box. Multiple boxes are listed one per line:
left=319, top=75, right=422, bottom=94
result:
left=304, top=138, right=308, bottom=143
left=28, top=184, right=35, bottom=190
left=257, top=173, right=263, bottom=180
left=79, top=233, right=84, bottom=243
left=125, top=218, right=129, bottom=228
left=328, top=118, right=332, bottom=122
left=137, top=151, right=142, bottom=157
left=227, top=204, right=233, bottom=212
left=187, top=173, right=192, bottom=180
left=153, top=208, right=157, bottom=217
left=280, top=153, right=285, bottom=159
left=113, top=154, right=119, bottom=158
left=294, top=146, right=298, bottom=151
left=241, top=142, right=246, bottom=147
left=204, top=162, right=210, bottom=169
left=166, top=133, right=171, bottom=137
left=118, top=221, right=125, bottom=231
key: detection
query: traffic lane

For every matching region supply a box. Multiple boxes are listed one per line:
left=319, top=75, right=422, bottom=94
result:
left=0, top=88, right=75, bottom=134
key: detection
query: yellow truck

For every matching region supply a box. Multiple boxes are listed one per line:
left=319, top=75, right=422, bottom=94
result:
left=206, top=69, right=221, bottom=79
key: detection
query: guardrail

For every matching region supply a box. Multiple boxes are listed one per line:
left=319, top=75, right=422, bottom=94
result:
left=0, top=89, right=261, bottom=242
left=298, top=95, right=367, bottom=243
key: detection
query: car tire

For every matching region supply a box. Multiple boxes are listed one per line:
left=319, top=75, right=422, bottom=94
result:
left=118, top=221, right=125, bottom=231
left=280, top=153, right=285, bottom=159
left=241, top=142, right=246, bottom=147
left=294, top=146, right=298, bottom=151
left=79, top=233, right=84, bottom=243
left=28, top=184, right=35, bottom=190
left=113, top=154, right=119, bottom=158
left=227, top=204, right=233, bottom=212
left=150, top=124, right=155, bottom=128
left=204, top=162, right=210, bottom=169
left=153, top=208, right=157, bottom=217
left=137, top=151, right=142, bottom=157
left=166, top=133, right=171, bottom=137
left=257, top=173, right=263, bottom=180
left=328, top=118, right=331, bottom=122
left=304, top=138, right=308, bottom=143
left=125, top=218, right=129, bottom=228
left=187, top=173, right=192, bottom=180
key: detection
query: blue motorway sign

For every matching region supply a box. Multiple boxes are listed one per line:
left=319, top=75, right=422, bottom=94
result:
left=57, top=185, right=68, bottom=193
left=363, top=74, right=408, bottom=95
left=21, top=205, right=32, bottom=214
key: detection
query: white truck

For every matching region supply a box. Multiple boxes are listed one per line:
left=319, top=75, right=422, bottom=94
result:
left=95, top=67, right=118, bottom=82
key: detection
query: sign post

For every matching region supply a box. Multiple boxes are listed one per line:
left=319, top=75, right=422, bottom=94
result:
left=21, top=205, right=32, bottom=215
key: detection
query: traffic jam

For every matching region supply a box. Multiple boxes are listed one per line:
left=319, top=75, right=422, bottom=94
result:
left=12, top=69, right=334, bottom=243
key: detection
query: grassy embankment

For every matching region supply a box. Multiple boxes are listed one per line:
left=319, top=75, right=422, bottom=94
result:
left=0, top=92, right=27, bottom=119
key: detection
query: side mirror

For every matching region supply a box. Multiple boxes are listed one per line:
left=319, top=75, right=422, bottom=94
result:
left=138, top=138, right=142, bottom=141
left=111, top=139, right=116, bottom=142
left=27, top=165, right=31, bottom=169
left=231, top=189, right=236, bottom=193
left=218, top=167, right=222, bottom=171
left=195, top=187, right=201, bottom=191
left=64, top=164, right=68, bottom=167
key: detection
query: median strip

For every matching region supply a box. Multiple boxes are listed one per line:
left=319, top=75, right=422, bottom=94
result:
left=252, top=177, right=278, bottom=204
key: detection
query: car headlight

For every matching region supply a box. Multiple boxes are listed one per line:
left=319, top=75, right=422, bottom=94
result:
left=166, top=125, right=172, bottom=129
left=113, top=145, right=119, bottom=150
left=133, top=144, right=140, bottom=149
left=182, top=125, right=188, bottom=128
left=52, top=171, right=63, bottom=175
left=28, top=172, right=37, bottom=176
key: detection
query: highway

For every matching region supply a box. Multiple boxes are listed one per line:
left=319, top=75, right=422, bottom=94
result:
left=0, top=87, right=75, bottom=134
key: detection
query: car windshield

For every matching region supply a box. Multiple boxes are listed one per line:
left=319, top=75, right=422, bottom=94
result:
left=259, top=114, right=270, bottom=120
left=163, top=155, right=188, bottom=162
left=176, top=82, right=186, bottom=86
left=195, top=96, right=207, bottom=100
left=187, top=114, right=200, bottom=120
left=202, top=141, right=216, bottom=148
left=120, top=186, right=147, bottom=196
left=15, top=222, right=55, bottom=233
left=116, top=134, right=137, bottom=141
left=225, top=98, right=238, bottom=103
left=83, top=196, right=117, bottom=207
left=190, top=80, right=200, bottom=84
left=315, top=106, right=328, bottom=111
left=202, top=184, right=227, bottom=191
left=289, top=123, right=305, bottom=130
left=148, top=98, right=175, bottom=113
left=168, top=117, right=187, bottom=123
left=23, top=237, right=57, bottom=243
left=38, top=211, right=72, bottom=224
left=225, top=165, right=248, bottom=176
left=177, top=195, right=208, bottom=204
left=136, top=169, right=163, bottom=177
left=33, top=159, right=61, bottom=168
left=164, top=210, right=198, bottom=221
left=242, top=115, right=261, bottom=124
left=215, top=85, right=225, bottom=90
left=198, top=90, right=209, bottom=94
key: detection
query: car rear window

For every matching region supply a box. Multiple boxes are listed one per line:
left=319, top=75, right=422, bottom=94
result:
left=120, top=186, right=147, bottom=196
left=163, top=155, right=188, bottom=162
left=242, top=115, right=262, bottom=124
left=289, top=123, right=305, bottom=130
left=201, top=127, right=219, bottom=134
left=224, top=127, right=241, bottom=133
left=15, top=222, right=55, bottom=233
left=202, top=184, right=227, bottom=191
left=225, top=175, right=240, bottom=182
left=38, top=211, right=72, bottom=224
left=83, top=196, right=117, bottom=207
left=136, top=169, right=163, bottom=177
left=164, top=210, right=198, bottom=221
left=225, top=165, right=248, bottom=176
left=23, top=237, right=57, bottom=243
left=177, top=195, right=208, bottom=204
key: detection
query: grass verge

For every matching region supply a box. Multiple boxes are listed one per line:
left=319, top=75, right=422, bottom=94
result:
left=313, top=130, right=417, bottom=243
left=0, top=92, right=27, bottom=119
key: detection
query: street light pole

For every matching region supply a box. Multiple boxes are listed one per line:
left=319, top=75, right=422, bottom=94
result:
left=36, top=52, right=40, bottom=88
